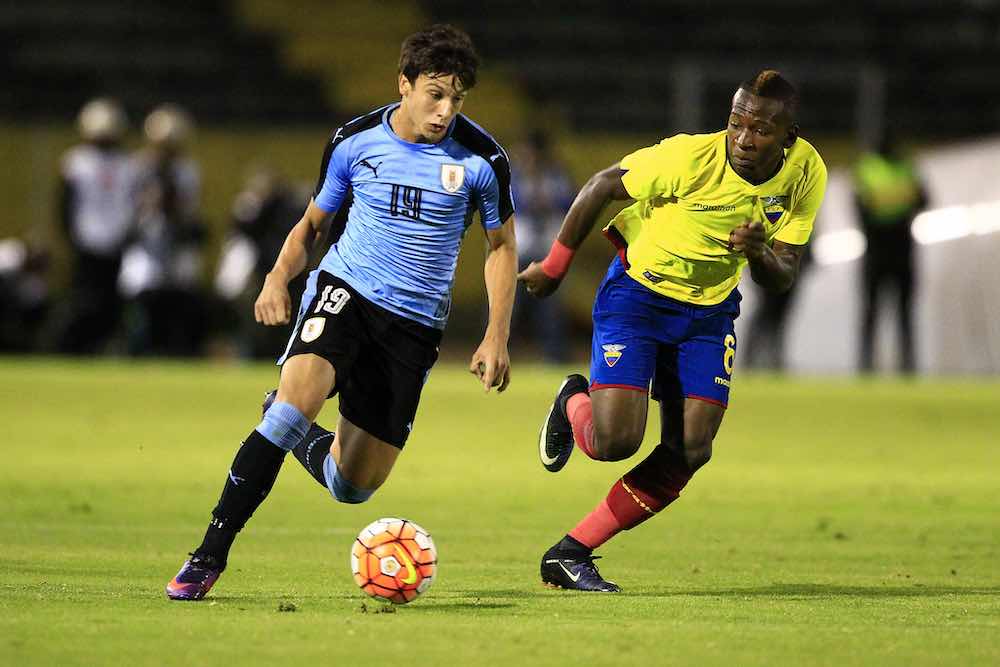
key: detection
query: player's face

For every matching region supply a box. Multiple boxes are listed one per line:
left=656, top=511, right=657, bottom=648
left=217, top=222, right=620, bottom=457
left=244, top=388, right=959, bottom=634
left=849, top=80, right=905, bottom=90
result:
left=726, top=89, right=798, bottom=184
left=398, top=73, right=467, bottom=143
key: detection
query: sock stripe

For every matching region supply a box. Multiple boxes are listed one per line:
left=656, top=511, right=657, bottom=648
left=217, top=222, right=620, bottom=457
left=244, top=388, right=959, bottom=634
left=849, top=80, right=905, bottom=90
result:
left=305, top=431, right=335, bottom=468
left=620, top=479, right=657, bottom=515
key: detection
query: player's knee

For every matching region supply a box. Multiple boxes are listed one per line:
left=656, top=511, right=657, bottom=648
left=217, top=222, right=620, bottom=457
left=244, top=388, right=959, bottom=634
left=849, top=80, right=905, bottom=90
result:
left=322, top=455, right=375, bottom=504
left=682, top=433, right=713, bottom=471
left=593, top=424, right=643, bottom=461
left=256, top=401, right=311, bottom=451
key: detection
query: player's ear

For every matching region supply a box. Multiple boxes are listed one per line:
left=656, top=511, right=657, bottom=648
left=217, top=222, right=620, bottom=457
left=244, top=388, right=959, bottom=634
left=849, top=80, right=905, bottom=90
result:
left=398, top=73, right=412, bottom=97
left=783, top=123, right=799, bottom=149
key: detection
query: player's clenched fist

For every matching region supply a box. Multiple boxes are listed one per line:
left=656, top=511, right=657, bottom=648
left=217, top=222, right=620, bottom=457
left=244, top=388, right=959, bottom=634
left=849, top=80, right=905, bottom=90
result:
left=517, top=261, right=561, bottom=298
left=729, top=221, right=767, bottom=259
left=254, top=272, right=292, bottom=326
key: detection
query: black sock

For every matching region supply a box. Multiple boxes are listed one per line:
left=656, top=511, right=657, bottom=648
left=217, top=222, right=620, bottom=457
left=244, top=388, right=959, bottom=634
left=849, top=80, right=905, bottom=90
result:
left=195, top=429, right=287, bottom=565
left=556, top=534, right=593, bottom=556
left=291, top=423, right=335, bottom=488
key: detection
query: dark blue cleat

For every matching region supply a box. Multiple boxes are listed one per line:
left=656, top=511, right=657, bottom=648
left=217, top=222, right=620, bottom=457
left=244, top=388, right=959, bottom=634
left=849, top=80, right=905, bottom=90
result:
left=540, top=544, right=620, bottom=592
left=538, top=374, right=589, bottom=472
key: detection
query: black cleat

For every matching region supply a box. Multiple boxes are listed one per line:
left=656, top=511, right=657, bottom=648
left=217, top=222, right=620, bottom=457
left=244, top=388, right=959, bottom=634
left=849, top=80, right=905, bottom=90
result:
left=540, top=544, right=620, bottom=592
left=538, top=374, right=589, bottom=472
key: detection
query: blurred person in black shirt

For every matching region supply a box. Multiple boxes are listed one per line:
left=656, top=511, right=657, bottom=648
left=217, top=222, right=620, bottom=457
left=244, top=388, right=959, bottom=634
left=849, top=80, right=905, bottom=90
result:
left=510, top=130, right=575, bottom=362
left=215, top=165, right=310, bottom=358
left=0, top=238, right=51, bottom=352
left=120, top=104, right=207, bottom=357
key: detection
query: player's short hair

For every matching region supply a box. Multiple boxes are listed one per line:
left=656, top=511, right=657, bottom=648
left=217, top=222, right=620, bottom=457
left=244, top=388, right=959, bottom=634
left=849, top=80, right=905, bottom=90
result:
left=399, top=24, right=479, bottom=92
left=739, top=70, right=799, bottom=122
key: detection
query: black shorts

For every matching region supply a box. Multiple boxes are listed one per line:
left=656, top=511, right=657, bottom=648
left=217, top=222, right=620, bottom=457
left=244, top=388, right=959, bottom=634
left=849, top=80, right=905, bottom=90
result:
left=280, top=271, right=442, bottom=448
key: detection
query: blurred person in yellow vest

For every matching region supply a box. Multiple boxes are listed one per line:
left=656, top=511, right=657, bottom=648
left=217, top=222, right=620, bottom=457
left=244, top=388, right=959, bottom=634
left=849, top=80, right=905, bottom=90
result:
left=853, top=132, right=928, bottom=374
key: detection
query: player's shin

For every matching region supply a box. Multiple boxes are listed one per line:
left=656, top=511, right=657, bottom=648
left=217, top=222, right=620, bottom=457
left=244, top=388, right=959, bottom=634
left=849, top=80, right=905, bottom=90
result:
left=568, top=444, right=694, bottom=550
left=195, top=402, right=311, bottom=564
left=566, top=391, right=599, bottom=459
left=195, top=430, right=288, bottom=565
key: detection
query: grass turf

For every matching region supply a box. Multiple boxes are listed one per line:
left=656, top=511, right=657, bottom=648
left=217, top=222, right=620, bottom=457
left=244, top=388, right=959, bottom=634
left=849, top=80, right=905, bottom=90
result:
left=1, top=359, right=998, bottom=666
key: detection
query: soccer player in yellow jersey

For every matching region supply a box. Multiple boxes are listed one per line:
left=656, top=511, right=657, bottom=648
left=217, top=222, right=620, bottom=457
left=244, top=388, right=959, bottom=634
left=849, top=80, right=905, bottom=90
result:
left=518, top=70, right=827, bottom=591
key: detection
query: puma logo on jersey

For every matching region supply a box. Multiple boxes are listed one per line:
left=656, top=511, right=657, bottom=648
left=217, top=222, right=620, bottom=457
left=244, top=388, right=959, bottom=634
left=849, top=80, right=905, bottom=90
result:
left=359, top=159, right=383, bottom=178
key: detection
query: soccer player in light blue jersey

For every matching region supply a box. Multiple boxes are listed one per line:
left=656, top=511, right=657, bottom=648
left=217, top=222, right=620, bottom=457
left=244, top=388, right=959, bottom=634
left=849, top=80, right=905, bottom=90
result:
left=167, top=24, right=517, bottom=600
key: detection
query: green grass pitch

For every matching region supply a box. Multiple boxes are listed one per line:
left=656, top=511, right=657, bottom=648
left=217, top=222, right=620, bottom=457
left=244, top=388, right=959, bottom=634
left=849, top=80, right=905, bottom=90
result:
left=1, top=358, right=998, bottom=666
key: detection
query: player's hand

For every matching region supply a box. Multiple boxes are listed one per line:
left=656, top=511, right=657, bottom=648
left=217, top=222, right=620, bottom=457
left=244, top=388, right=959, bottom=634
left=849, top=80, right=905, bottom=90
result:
left=254, top=272, right=292, bottom=326
left=469, top=336, right=511, bottom=393
left=729, top=221, right=767, bottom=260
left=517, top=261, right=561, bottom=299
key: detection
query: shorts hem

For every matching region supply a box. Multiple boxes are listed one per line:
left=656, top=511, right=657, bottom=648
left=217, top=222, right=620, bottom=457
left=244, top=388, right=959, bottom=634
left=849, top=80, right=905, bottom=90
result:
left=338, top=404, right=408, bottom=450
left=590, top=382, right=648, bottom=393
left=686, top=394, right=728, bottom=408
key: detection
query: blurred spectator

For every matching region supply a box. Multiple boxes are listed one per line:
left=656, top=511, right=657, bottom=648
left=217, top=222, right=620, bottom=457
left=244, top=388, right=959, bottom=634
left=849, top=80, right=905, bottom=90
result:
left=214, top=165, right=310, bottom=358
left=852, top=133, right=928, bottom=374
left=743, top=248, right=811, bottom=372
left=0, top=238, right=51, bottom=352
left=52, top=98, right=134, bottom=354
left=120, top=104, right=208, bottom=357
left=511, top=130, right=575, bottom=363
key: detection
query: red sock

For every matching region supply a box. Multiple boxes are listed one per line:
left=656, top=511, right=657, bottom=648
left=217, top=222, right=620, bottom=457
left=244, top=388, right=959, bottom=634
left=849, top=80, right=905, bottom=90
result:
left=566, top=392, right=598, bottom=459
left=568, top=444, right=694, bottom=550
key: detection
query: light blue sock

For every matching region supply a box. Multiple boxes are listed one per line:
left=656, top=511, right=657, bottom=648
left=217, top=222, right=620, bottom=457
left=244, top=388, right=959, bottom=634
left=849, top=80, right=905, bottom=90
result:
left=322, top=454, right=374, bottom=504
left=255, top=401, right=310, bottom=451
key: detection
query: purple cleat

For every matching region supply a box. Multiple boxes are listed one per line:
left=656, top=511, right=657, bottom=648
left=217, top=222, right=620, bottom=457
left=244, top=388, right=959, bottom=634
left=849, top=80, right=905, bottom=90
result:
left=165, top=554, right=224, bottom=601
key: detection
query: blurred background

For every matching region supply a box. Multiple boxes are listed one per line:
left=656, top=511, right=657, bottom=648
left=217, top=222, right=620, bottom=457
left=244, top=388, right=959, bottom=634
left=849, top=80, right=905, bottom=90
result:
left=2, top=0, right=999, bottom=374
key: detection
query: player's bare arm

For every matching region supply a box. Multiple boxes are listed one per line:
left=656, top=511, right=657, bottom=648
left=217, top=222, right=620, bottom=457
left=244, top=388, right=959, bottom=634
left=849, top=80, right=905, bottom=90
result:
left=729, top=221, right=804, bottom=292
left=255, top=199, right=334, bottom=326
left=470, top=218, right=517, bottom=393
left=518, top=163, right=632, bottom=297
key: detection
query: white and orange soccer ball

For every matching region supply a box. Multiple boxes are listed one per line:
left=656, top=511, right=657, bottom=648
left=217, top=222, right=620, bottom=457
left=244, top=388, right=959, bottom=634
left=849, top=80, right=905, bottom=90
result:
left=351, top=517, right=437, bottom=604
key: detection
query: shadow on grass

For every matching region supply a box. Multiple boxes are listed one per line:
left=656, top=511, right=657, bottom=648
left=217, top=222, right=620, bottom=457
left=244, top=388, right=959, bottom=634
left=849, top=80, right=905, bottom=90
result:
left=417, top=601, right=518, bottom=611
left=630, top=584, right=1000, bottom=599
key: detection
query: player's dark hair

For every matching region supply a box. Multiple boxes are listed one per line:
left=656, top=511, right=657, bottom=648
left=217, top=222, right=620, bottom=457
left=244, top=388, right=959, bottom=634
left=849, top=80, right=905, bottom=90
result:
left=739, top=69, right=799, bottom=122
left=399, top=24, right=479, bottom=92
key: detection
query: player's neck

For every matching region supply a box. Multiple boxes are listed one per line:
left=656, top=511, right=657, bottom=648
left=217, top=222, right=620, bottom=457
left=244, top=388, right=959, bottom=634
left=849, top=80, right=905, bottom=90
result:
left=389, top=105, right=428, bottom=144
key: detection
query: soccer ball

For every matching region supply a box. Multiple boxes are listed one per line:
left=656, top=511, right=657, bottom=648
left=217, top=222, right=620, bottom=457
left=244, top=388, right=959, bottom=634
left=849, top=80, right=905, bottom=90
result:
left=351, top=517, right=437, bottom=604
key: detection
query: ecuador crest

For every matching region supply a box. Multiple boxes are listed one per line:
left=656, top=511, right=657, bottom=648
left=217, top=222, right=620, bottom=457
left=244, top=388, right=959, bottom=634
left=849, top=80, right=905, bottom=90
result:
left=602, top=344, right=626, bottom=367
left=761, top=194, right=789, bottom=224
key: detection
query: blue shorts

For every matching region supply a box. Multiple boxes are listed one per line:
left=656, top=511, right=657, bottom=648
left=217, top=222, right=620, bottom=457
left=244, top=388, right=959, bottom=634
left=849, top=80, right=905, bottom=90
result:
left=590, top=258, right=741, bottom=407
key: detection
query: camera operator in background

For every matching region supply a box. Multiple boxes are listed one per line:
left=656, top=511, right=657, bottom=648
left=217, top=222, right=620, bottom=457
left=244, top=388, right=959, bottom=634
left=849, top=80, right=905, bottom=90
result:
left=120, top=104, right=208, bottom=357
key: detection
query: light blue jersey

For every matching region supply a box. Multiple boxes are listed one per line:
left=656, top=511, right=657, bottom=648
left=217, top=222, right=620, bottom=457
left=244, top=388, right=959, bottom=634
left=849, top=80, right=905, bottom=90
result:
left=311, top=104, right=514, bottom=329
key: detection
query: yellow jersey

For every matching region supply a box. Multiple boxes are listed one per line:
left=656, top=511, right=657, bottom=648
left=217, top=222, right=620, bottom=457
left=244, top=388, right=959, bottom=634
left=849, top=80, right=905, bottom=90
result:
left=606, top=130, right=827, bottom=305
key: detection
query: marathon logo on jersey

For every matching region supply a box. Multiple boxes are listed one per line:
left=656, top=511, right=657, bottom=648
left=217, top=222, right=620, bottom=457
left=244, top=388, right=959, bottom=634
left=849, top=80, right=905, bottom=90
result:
left=761, top=194, right=789, bottom=223
left=602, top=344, right=626, bottom=367
left=300, top=316, right=326, bottom=343
left=441, top=164, right=465, bottom=193
left=642, top=270, right=666, bottom=284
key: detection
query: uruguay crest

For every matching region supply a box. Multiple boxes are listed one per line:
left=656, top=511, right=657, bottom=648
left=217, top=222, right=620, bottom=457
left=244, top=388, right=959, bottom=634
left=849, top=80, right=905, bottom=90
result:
left=602, top=344, right=626, bottom=367
left=300, top=316, right=325, bottom=343
left=441, top=164, right=465, bottom=193
left=761, top=194, right=789, bottom=223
